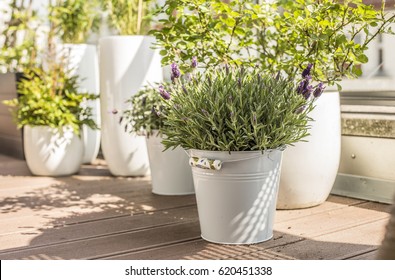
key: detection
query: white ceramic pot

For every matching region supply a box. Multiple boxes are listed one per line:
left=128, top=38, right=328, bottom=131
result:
left=61, top=44, right=101, bottom=164
left=277, top=91, right=341, bottom=209
left=99, top=36, right=163, bottom=176
left=23, top=125, right=84, bottom=176
left=146, top=132, right=194, bottom=195
left=190, top=149, right=283, bottom=244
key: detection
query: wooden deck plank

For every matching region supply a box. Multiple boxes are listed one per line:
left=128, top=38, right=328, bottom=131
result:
left=269, top=219, right=388, bottom=260
left=347, top=250, right=378, bottom=260
left=274, top=201, right=390, bottom=238
left=0, top=205, right=199, bottom=252
left=105, top=231, right=303, bottom=260
left=0, top=175, right=196, bottom=228
left=275, top=195, right=367, bottom=223
left=0, top=221, right=202, bottom=260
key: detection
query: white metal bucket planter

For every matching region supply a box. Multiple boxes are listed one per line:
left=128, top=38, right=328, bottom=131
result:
left=23, top=125, right=84, bottom=176
left=146, top=132, right=194, bottom=195
left=189, top=148, right=284, bottom=244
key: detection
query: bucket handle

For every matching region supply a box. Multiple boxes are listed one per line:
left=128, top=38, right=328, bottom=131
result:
left=185, top=146, right=285, bottom=171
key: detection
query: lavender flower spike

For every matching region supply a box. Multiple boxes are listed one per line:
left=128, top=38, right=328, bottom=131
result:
left=191, top=56, right=198, bottom=68
left=302, top=63, right=313, bottom=78
left=313, top=82, right=325, bottom=98
left=171, top=63, right=181, bottom=82
left=158, top=85, right=171, bottom=100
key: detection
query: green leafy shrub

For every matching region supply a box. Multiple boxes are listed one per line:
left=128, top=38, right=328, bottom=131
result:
left=0, top=0, right=40, bottom=72
left=50, top=0, right=101, bottom=44
left=159, top=63, right=322, bottom=152
left=3, top=66, right=98, bottom=135
left=121, top=84, right=168, bottom=136
left=152, top=0, right=395, bottom=87
left=101, top=0, right=153, bottom=35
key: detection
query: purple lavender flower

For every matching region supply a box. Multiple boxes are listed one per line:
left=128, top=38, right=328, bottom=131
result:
left=304, top=85, right=313, bottom=100
left=158, top=85, right=171, bottom=100
left=297, top=75, right=313, bottom=100
left=313, top=82, right=325, bottom=98
left=238, top=77, right=242, bottom=88
left=191, top=56, right=198, bottom=68
left=225, top=64, right=230, bottom=75
left=171, top=63, right=181, bottom=82
left=302, top=63, right=313, bottom=78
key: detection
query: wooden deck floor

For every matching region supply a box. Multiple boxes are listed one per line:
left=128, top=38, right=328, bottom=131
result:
left=0, top=154, right=391, bottom=260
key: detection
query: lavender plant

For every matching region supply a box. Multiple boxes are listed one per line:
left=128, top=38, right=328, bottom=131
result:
left=158, top=63, right=323, bottom=152
left=121, top=84, right=168, bottom=137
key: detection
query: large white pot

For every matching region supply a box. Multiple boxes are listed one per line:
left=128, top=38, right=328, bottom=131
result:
left=190, top=149, right=283, bottom=244
left=146, top=132, right=194, bottom=195
left=277, top=91, right=341, bottom=209
left=23, top=125, right=84, bottom=176
left=62, top=44, right=101, bottom=164
left=99, top=36, right=163, bottom=176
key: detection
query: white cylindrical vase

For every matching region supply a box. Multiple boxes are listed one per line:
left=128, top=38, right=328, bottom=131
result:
left=62, top=44, right=101, bottom=164
left=23, top=125, right=84, bottom=176
left=99, top=36, right=163, bottom=176
left=277, top=91, right=341, bottom=209
left=146, top=132, right=194, bottom=195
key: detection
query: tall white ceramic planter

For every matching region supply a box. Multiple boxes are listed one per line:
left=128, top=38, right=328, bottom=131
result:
left=277, top=91, right=341, bottom=209
left=99, top=36, right=163, bottom=176
left=62, top=44, right=101, bottom=164
left=190, top=149, right=283, bottom=244
left=146, top=131, right=194, bottom=195
left=23, top=125, right=84, bottom=176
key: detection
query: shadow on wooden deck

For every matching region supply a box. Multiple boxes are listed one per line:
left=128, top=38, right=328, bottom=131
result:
left=0, top=154, right=390, bottom=260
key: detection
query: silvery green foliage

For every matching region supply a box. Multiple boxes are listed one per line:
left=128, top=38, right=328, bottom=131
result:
left=160, top=66, right=318, bottom=152
left=122, top=84, right=167, bottom=136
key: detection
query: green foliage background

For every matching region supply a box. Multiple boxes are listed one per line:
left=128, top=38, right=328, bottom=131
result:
left=152, top=0, right=395, bottom=88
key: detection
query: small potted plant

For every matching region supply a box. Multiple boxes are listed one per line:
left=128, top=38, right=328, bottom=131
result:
left=157, top=63, right=323, bottom=244
left=121, top=84, right=194, bottom=195
left=99, top=0, right=162, bottom=176
left=50, top=0, right=102, bottom=164
left=153, top=0, right=395, bottom=209
left=2, top=65, right=98, bottom=176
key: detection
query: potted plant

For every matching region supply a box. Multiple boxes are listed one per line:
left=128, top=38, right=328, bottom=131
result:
left=50, top=0, right=102, bottom=164
left=152, top=0, right=395, bottom=209
left=2, top=65, right=98, bottom=176
left=99, top=0, right=162, bottom=176
left=0, top=0, right=40, bottom=158
left=157, top=62, right=323, bottom=244
left=121, top=84, right=194, bottom=195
